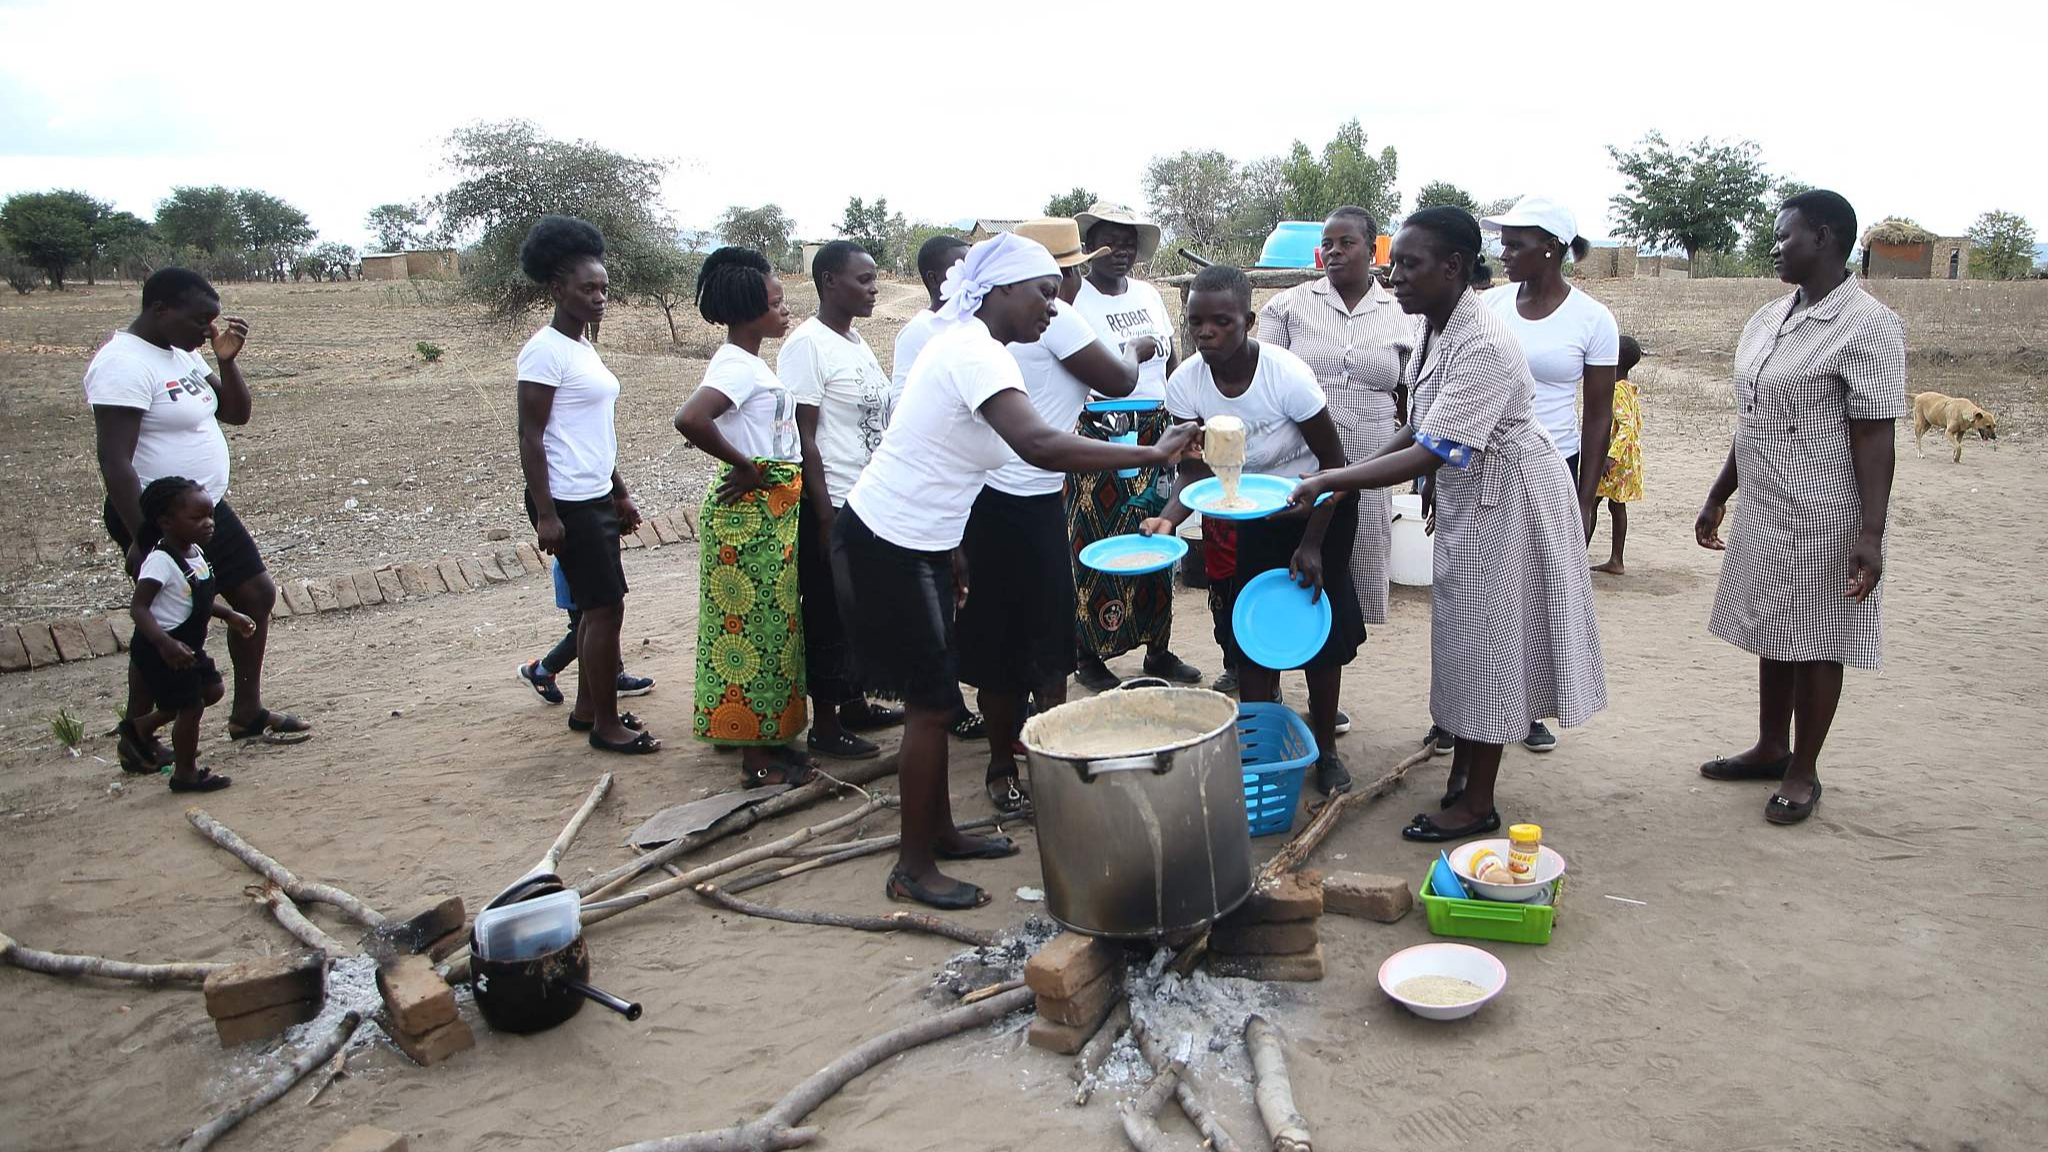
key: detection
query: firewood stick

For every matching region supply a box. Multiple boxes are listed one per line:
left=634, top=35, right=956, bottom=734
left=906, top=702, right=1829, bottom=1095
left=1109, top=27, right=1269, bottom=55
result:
left=0, top=930, right=226, bottom=987
left=1257, top=746, right=1432, bottom=884
left=602, top=986, right=1034, bottom=1152
left=177, top=1011, right=366, bottom=1152
left=724, top=816, right=1005, bottom=893
left=1072, top=998, right=1131, bottom=1105
left=1245, top=1014, right=1312, bottom=1152
left=961, top=978, right=1024, bottom=1005
left=254, top=885, right=348, bottom=956
left=693, top=884, right=1001, bottom=948
left=578, top=757, right=899, bottom=899
left=186, top=808, right=388, bottom=929
left=1118, top=1059, right=1184, bottom=1152
left=580, top=798, right=891, bottom=926
left=536, top=771, right=612, bottom=876
left=1130, top=1013, right=1242, bottom=1152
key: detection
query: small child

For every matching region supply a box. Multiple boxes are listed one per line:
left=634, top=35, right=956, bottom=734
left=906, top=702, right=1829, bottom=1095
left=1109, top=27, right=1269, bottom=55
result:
left=122, top=477, right=254, bottom=792
left=516, top=560, right=654, bottom=704
left=1592, top=335, right=1644, bottom=575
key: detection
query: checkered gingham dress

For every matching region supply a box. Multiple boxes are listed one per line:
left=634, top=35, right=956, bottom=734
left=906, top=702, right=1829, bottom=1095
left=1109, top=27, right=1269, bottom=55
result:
left=1409, top=292, right=1608, bottom=746
left=1260, top=278, right=1412, bottom=624
left=1709, top=278, right=1907, bottom=670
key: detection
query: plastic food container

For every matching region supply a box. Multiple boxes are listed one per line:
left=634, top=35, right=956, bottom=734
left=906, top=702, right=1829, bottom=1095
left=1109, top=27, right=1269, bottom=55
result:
left=1418, top=862, right=1560, bottom=946
left=473, top=888, right=581, bottom=961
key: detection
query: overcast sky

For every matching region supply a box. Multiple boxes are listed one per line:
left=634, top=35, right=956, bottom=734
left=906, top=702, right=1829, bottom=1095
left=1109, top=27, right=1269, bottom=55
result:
left=4, top=0, right=2041, bottom=254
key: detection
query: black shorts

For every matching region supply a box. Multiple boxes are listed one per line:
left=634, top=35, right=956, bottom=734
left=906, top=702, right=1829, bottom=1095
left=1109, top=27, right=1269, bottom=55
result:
left=830, top=507, right=964, bottom=712
left=526, top=491, right=627, bottom=611
left=1232, top=495, right=1366, bottom=671
left=130, top=640, right=223, bottom=711
left=1563, top=453, right=1580, bottom=484
left=956, top=487, right=1076, bottom=693
left=104, top=497, right=267, bottom=593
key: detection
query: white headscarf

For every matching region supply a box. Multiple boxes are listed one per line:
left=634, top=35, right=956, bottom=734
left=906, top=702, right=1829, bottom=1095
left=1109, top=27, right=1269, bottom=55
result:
left=938, top=232, right=1061, bottom=322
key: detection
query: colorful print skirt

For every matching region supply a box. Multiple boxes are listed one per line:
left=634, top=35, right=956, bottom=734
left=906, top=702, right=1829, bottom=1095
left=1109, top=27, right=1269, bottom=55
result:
left=693, top=461, right=808, bottom=746
left=1066, top=406, right=1175, bottom=659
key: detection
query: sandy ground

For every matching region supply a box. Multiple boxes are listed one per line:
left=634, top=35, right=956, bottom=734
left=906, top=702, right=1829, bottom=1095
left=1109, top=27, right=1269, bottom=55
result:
left=2, top=278, right=2046, bottom=1151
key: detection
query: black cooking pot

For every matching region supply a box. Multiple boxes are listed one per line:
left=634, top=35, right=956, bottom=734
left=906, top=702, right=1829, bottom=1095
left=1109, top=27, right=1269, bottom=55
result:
left=469, top=873, right=641, bottom=1034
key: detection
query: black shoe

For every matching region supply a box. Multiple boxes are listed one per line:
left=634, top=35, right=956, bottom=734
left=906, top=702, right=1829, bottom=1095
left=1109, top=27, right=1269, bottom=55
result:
left=1142, top=650, right=1203, bottom=684
left=1700, top=753, right=1791, bottom=781
left=616, top=672, right=655, bottom=697
left=807, top=729, right=881, bottom=760
left=1401, top=809, right=1502, bottom=842
left=1764, top=781, right=1821, bottom=825
left=948, top=709, right=987, bottom=740
left=517, top=660, right=565, bottom=704
left=1211, top=668, right=1239, bottom=695
left=1423, top=724, right=1455, bottom=756
left=1304, top=707, right=1353, bottom=735
left=1076, top=657, right=1120, bottom=692
left=1314, top=753, right=1352, bottom=796
left=1523, top=722, right=1557, bottom=753
left=839, top=701, right=906, bottom=732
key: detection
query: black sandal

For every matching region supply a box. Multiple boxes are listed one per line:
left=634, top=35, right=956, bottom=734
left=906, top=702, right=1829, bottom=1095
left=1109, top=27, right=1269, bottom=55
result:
left=744, top=757, right=818, bottom=789
left=985, top=776, right=1031, bottom=816
left=885, top=867, right=990, bottom=910
left=1764, top=781, right=1821, bottom=825
left=1701, top=753, right=1792, bottom=781
left=116, top=720, right=166, bottom=775
left=838, top=702, right=905, bottom=733
left=589, top=729, right=661, bottom=755
left=226, top=708, right=312, bottom=744
left=949, top=710, right=987, bottom=740
left=1401, top=809, right=1502, bottom=843
left=168, top=769, right=232, bottom=793
left=570, top=711, right=644, bottom=733
left=807, top=730, right=880, bottom=760
left=939, top=833, right=1021, bottom=861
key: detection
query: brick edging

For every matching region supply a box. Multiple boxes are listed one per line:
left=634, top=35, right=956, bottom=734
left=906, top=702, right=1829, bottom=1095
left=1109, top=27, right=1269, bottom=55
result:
left=0, top=506, right=699, bottom=674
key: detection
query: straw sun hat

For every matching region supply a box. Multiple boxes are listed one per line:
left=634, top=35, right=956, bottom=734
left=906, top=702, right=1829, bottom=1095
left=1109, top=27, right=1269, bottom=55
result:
left=1072, top=202, right=1162, bottom=262
left=1011, top=218, right=1111, bottom=268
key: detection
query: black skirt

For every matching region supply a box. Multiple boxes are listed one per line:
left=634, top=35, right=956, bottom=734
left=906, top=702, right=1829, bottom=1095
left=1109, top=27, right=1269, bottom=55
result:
left=830, top=507, right=964, bottom=712
left=957, top=487, right=1077, bottom=692
left=798, top=500, right=860, bottom=707
left=105, top=497, right=266, bottom=593
left=1231, top=495, right=1366, bottom=671
left=526, top=491, right=627, bottom=611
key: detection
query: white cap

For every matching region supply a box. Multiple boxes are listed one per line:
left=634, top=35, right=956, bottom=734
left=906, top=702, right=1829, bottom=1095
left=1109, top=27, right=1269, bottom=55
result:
left=1481, top=196, right=1578, bottom=246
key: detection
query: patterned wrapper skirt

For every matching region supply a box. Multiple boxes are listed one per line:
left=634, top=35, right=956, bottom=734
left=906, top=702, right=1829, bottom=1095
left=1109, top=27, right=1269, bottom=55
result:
left=1066, top=406, right=1175, bottom=659
left=694, top=462, right=808, bottom=746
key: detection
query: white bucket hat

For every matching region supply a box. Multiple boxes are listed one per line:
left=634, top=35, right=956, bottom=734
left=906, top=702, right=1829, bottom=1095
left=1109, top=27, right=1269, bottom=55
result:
left=1073, top=202, right=1161, bottom=262
left=1481, top=195, right=1578, bottom=246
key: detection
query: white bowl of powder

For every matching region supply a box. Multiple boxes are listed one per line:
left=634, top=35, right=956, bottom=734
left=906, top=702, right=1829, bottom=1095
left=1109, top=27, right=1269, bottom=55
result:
left=1377, top=942, right=1507, bottom=1021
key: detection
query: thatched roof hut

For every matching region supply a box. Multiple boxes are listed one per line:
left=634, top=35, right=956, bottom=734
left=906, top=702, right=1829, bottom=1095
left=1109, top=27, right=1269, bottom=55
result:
left=1863, top=218, right=1937, bottom=246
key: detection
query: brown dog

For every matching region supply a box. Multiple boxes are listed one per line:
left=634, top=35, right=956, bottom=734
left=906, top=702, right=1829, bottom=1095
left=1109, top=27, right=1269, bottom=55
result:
left=1912, top=391, right=1998, bottom=463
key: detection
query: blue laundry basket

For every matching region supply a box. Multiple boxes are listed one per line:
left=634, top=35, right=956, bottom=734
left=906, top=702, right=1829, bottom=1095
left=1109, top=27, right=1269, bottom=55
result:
left=1237, top=702, right=1319, bottom=836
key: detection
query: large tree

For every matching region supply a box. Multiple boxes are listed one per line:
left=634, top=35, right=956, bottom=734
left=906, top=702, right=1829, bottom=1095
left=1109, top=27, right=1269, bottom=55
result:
left=1142, top=148, right=1242, bottom=259
left=365, top=202, right=427, bottom=253
left=717, top=204, right=796, bottom=262
left=1043, top=187, right=1097, bottom=218
left=1741, top=178, right=1815, bottom=266
left=0, top=190, right=98, bottom=288
left=1606, top=132, right=1770, bottom=261
left=1968, top=210, right=2036, bottom=280
left=431, top=119, right=673, bottom=316
left=1415, top=181, right=1479, bottom=215
left=154, top=185, right=245, bottom=255
left=1277, top=120, right=1400, bottom=226
left=838, top=196, right=907, bottom=268
left=237, top=190, right=315, bottom=281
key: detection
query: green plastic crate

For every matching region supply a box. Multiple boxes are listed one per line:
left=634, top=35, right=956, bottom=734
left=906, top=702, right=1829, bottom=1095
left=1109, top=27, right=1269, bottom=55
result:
left=1417, top=865, right=1562, bottom=946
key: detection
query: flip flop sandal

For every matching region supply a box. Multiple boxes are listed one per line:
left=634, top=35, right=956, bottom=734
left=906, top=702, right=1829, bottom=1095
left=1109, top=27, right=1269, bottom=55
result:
left=1314, top=753, right=1352, bottom=796
left=1401, top=808, right=1502, bottom=843
left=168, top=769, right=232, bottom=793
left=839, top=703, right=905, bottom=732
left=1701, top=753, right=1793, bottom=781
left=938, top=833, right=1022, bottom=860
left=1764, top=781, right=1821, bottom=825
left=589, top=730, right=661, bottom=755
left=116, top=721, right=168, bottom=775
left=948, top=710, right=987, bottom=740
left=885, top=867, right=990, bottom=910
left=807, top=730, right=881, bottom=760
left=570, top=712, right=644, bottom=733
left=226, top=709, right=312, bottom=745
left=985, top=777, right=1031, bottom=816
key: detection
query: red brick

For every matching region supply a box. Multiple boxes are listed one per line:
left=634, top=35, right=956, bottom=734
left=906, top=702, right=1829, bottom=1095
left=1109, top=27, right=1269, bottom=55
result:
left=514, top=544, right=545, bottom=575
left=49, top=618, right=91, bottom=662
left=322, top=1126, right=409, bottom=1152
left=1224, top=870, right=1323, bottom=925
left=619, top=530, right=646, bottom=549
left=1208, top=943, right=1325, bottom=982
left=1035, top=965, right=1121, bottom=1027
left=1028, top=1013, right=1106, bottom=1055
left=374, top=568, right=406, bottom=602
left=397, top=895, right=465, bottom=950
left=648, top=517, right=680, bottom=546
left=269, top=593, right=292, bottom=619
left=495, top=549, right=526, bottom=578
left=673, top=504, right=699, bottom=540
left=1322, top=871, right=1414, bottom=923
left=307, top=580, right=341, bottom=612
left=435, top=558, right=466, bottom=593
left=457, top=558, right=489, bottom=590
left=353, top=570, right=385, bottom=606
left=279, top=580, right=317, bottom=616
left=106, top=614, right=130, bottom=652
left=426, top=929, right=467, bottom=961
left=391, top=1016, right=474, bottom=1066
left=81, top=615, right=121, bottom=658
left=213, top=997, right=320, bottom=1046
left=1210, top=919, right=1321, bottom=956
left=332, top=576, right=362, bottom=610
left=395, top=564, right=436, bottom=597
left=17, top=625, right=61, bottom=668
left=478, top=554, right=510, bottom=583
left=0, top=627, right=30, bottom=672
left=1025, top=932, right=1120, bottom=1000
left=377, top=955, right=457, bottom=1035
left=204, top=952, right=326, bottom=1019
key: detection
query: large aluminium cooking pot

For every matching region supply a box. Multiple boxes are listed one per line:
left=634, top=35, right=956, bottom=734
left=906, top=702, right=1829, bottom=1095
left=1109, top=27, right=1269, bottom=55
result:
left=1021, top=687, right=1253, bottom=939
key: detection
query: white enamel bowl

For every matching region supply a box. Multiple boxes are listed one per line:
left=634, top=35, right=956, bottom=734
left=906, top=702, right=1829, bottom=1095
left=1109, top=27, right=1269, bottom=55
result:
left=1377, top=942, right=1508, bottom=1021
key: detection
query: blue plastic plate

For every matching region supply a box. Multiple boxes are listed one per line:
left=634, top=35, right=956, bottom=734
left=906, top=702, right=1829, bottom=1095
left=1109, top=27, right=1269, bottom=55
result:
left=1181, top=474, right=1329, bottom=520
left=1231, top=568, right=1333, bottom=670
left=1084, top=398, right=1165, bottom=413
left=1431, top=853, right=1470, bottom=901
left=1078, top=533, right=1188, bottom=576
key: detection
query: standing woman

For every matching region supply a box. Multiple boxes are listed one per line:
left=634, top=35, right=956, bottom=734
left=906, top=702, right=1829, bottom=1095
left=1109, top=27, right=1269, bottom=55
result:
left=1066, top=202, right=1201, bottom=690
left=783, top=240, right=903, bottom=761
left=675, top=247, right=810, bottom=786
left=1284, top=208, right=1607, bottom=841
left=1258, top=206, right=1412, bottom=644
left=1696, top=190, right=1905, bottom=825
left=835, top=233, right=1196, bottom=909
left=1479, top=195, right=1618, bottom=753
left=514, top=216, right=655, bottom=754
left=1143, top=265, right=1362, bottom=795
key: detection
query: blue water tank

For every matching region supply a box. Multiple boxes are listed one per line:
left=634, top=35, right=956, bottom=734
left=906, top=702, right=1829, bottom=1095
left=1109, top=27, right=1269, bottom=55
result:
left=1256, top=222, right=1324, bottom=269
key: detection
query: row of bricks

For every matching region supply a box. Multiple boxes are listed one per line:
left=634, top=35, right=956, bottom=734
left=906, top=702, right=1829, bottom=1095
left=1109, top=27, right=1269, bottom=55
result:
left=0, top=508, right=699, bottom=674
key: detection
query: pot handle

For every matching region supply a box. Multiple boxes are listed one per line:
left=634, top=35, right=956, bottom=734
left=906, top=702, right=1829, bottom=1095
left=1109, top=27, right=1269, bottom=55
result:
left=1077, top=753, right=1172, bottom=781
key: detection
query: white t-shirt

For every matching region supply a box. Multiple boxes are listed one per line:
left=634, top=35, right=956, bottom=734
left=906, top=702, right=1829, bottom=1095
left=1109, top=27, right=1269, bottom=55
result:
left=988, top=304, right=1104, bottom=497
left=82, top=332, right=230, bottom=502
left=700, top=344, right=801, bottom=463
left=137, top=545, right=212, bottom=631
left=778, top=318, right=891, bottom=506
left=847, top=319, right=1027, bottom=551
left=1165, top=343, right=1326, bottom=481
left=517, top=326, right=620, bottom=501
left=1072, top=278, right=1175, bottom=401
left=890, top=309, right=944, bottom=403
left=1481, top=285, right=1619, bottom=457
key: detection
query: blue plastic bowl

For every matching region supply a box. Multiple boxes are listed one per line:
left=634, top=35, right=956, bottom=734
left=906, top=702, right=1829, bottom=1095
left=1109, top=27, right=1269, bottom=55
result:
left=1257, top=222, right=1324, bottom=270
left=1238, top=702, right=1318, bottom=836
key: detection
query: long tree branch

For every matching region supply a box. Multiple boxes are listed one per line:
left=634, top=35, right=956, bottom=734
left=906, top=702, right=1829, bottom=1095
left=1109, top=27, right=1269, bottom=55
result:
left=186, top=808, right=387, bottom=928
left=536, top=772, right=612, bottom=876
left=1257, top=746, right=1433, bottom=884
left=177, top=1011, right=367, bottom=1152
left=693, top=884, right=1000, bottom=949
left=0, top=930, right=227, bottom=987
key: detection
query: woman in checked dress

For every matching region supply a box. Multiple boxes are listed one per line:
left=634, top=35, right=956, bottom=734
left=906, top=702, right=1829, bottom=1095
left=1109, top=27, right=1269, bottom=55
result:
left=1285, top=207, right=1606, bottom=842
left=1695, top=190, right=1906, bottom=825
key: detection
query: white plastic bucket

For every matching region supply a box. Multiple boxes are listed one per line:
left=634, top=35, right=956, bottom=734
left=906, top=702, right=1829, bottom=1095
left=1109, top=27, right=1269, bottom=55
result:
left=1390, top=493, right=1433, bottom=586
